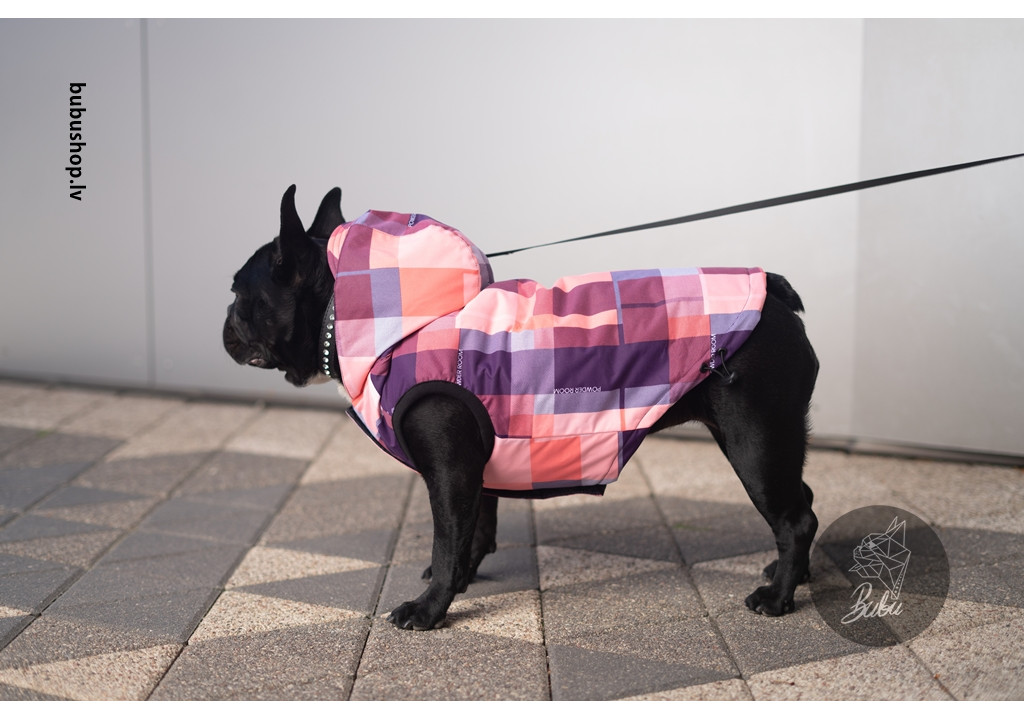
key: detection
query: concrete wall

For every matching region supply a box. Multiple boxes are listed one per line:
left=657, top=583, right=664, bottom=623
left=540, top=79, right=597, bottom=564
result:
left=1, top=19, right=1021, bottom=455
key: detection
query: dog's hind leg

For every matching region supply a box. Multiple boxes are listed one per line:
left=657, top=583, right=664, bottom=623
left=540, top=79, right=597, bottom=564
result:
left=703, top=292, right=818, bottom=614
left=710, top=413, right=817, bottom=615
left=388, top=393, right=490, bottom=630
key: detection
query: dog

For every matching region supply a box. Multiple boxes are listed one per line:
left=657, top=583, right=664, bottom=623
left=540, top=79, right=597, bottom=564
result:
left=224, top=185, right=820, bottom=630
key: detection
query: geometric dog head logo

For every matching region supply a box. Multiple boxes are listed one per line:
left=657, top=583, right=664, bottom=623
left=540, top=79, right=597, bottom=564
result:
left=849, top=516, right=911, bottom=598
left=810, top=505, right=949, bottom=647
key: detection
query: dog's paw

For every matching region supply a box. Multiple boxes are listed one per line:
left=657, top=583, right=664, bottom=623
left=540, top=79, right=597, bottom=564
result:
left=421, top=565, right=432, bottom=582
left=387, top=600, right=447, bottom=631
left=744, top=585, right=795, bottom=616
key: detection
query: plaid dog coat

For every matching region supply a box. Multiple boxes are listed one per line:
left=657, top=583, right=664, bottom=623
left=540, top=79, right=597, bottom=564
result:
left=328, top=211, right=767, bottom=498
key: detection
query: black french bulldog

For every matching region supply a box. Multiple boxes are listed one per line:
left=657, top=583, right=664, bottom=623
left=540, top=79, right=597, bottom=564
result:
left=224, top=186, right=819, bottom=630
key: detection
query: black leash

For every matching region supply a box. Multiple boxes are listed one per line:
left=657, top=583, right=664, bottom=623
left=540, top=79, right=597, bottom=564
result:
left=485, top=152, right=1024, bottom=258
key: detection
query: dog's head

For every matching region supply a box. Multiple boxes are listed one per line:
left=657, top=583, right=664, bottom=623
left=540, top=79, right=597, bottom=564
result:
left=223, top=185, right=344, bottom=387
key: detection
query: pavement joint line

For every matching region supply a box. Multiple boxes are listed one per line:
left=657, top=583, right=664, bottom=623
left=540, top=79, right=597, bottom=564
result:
left=0, top=399, right=270, bottom=662
left=529, top=496, right=556, bottom=701
left=634, top=452, right=749, bottom=696
left=904, top=640, right=957, bottom=700
left=141, top=408, right=347, bottom=699
left=348, top=469, right=419, bottom=700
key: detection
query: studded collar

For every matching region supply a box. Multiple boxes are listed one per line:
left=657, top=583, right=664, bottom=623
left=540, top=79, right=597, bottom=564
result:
left=319, top=296, right=340, bottom=381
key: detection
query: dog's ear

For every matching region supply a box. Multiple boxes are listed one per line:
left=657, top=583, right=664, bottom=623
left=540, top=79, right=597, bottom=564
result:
left=307, top=187, right=345, bottom=239
left=274, top=184, right=317, bottom=287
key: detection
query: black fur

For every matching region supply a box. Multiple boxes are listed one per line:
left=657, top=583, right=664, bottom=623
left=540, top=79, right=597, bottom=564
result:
left=224, top=186, right=820, bottom=630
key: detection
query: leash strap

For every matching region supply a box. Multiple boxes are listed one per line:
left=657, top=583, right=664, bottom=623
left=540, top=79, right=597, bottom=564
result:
left=486, top=152, right=1024, bottom=258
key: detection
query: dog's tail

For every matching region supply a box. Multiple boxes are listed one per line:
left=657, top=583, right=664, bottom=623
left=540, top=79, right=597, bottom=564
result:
left=765, top=272, right=805, bottom=313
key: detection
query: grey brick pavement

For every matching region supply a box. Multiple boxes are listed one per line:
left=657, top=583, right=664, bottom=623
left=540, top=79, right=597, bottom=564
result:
left=0, top=380, right=1021, bottom=700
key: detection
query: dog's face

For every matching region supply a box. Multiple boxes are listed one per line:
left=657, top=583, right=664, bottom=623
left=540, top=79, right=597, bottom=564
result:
left=222, top=185, right=344, bottom=387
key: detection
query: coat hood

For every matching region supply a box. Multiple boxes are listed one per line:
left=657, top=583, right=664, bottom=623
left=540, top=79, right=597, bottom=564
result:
left=326, top=210, right=494, bottom=412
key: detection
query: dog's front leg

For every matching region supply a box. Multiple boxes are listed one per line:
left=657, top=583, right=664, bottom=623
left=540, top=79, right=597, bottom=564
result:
left=421, top=493, right=498, bottom=584
left=387, top=393, right=489, bottom=631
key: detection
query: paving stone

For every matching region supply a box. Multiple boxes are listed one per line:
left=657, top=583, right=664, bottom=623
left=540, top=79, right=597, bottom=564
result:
left=34, top=485, right=145, bottom=509
left=226, top=546, right=378, bottom=588
left=548, top=617, right=737, bottom=701
left=390, top=518, right=434, bottom=564
left=57, top=544, right=246, bottom=606
left=175, top=451, right=309, bottom=495
left=495, top=496, right=534, bottom=545
left=0, top=615, right=169, bottom=669
left=799, top=451, right=919, bottom=529
left=535, top=496, right=665, bottom=545
left=0, top=382, right=42, bottom=407
left=545, top=525, right=683, bottom=562
left=537, top=545, right=678, bottom=591
left=215, top=675, right=354, bottom=701
left=100, top=531, right=243, bottom=565
left=746, top=644, right=949, bottom=700
left=0, top=682, right=65, bottom=700
left=0, top=381, right=1018, bottom=701
left=465, top=545, right=539, bottom=598
left=225, top=407, right=340, bottom=460
left=189, top=591, right=364, bottom=642
left=689, top=551, right=786, bottom=616
left=541, top=569, right=703, bottom=642
left=0, top=566, right=79, bottom=613
left=0, top=530, right=121, bottom=568
left=138, top=498, right=273, bottom=545
left=238, top=566, right=386, bottom=614
left=47, top=587, right=219, bottom=643
left=58, top=394, right=183, bottom=440
left=910, top=615, right=1024, bottom=699
left=444, top=590, right=544, bottom=644
left=173, top=484, right=293, bottom=511
left=259, top=476, right=409, bottom=542
left=937, top=525, right=1024, bottom=568
left=637, top=436, right=746, bottom=497
left=0, top=514, right=111, bottom=543
left=34, top=497, right=161, bottom=530
left=73, top=452, right=209, bottom=495
left=0, top=432, right=119, bottom=470
left=882, top=460, right=1024, bottom=529
left=916, top=599, right=1024, bottom=640
left=352, top=618, right=548, bottom=701
left=667, top=503, right=776, bottom=564
left=268, top=528, right=398, bottom=566
left=301, top=419, right=412, bottom=483
left=623, top=677, right=754, bottom=700
left=0, top=614, right=32, bottom=652
left=0, top=387, right=112, bottom=431
left=0, top=427, right=41, bottom=457
left=713, top=605, right=863, bottom=675
left=0, top=463, right=91, bottom=510
left=151, top=619, right=367, bottom=700
left=0, top=642, right=181, bottom=700
left=947, top=560, right=1024, bottom=609
left=106, top=402, right=260, bottom=460
left=0, top=552, right=68, bottom=577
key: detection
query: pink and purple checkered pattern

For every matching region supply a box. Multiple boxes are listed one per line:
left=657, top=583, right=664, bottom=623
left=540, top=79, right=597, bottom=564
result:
left=328, top=211, right=766, bottom=496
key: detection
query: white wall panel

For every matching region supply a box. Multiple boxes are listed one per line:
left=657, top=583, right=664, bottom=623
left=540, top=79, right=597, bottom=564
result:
left=0, top=20, right=149, bottom=386
left=856, top=20, right=1024, bottom=455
